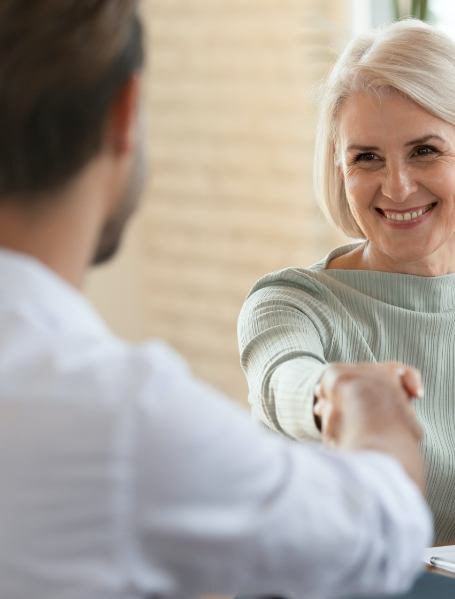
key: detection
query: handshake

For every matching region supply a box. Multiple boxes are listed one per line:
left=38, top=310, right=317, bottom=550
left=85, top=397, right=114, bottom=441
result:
left=314, top=363, right=425, bottom=491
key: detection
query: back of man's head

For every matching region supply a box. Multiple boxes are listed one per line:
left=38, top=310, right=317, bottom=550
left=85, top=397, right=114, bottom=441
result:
left=0, top=0, right=144, bottom=201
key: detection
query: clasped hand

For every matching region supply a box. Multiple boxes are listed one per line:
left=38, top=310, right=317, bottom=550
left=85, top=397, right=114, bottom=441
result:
left=313, top=362, right=425, bottom=490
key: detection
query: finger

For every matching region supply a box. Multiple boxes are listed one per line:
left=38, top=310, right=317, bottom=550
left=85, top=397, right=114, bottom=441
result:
left=399, top=368, right=424, bottom=399
left=403, top=401, right=424, bottom=441
left=317, top=364, right=352, bottom=398
left=313, top=397, right=329, bottom=427
left=410, top=413, right=423, bottom=441
left=313, top=399, right=322, bottom=417
left=382, top=362, right=424, bottom=399
left=314, top=397, right=341, bottom=442
left=323, top=402, right=343, bottom=443
left=313, top=391, right=324, bottom=432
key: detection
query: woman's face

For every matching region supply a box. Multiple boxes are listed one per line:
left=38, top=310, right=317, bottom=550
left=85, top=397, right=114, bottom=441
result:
left=337, top=90, right=455, bottom=274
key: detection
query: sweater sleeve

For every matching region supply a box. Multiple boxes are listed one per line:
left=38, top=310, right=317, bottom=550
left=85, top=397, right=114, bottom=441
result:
left=238, top=270, right=333, bottom=441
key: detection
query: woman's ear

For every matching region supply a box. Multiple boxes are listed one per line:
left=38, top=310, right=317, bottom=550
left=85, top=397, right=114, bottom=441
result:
left=105, top=74, right=141, bottom=157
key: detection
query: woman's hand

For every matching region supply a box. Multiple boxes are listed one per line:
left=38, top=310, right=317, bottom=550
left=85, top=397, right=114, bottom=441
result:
left=313, top=362, right=425, bottom=490
left=314, top=362, right=423, bottom=433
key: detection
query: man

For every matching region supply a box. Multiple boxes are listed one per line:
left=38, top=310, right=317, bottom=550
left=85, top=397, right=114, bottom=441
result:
left=0, top=2, right=431, bottom=598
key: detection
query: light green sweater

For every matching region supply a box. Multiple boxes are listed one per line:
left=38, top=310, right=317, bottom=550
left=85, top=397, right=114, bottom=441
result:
left=238, top=242, right=455, bottom=545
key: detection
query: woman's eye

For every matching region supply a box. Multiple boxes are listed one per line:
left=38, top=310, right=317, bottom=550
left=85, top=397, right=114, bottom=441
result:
left=414, top=145, right=437, bottom=157
left=354, top=152, right=378, bottom=162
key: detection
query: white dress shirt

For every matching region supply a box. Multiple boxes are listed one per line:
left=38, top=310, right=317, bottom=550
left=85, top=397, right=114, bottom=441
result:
left=0, top=249, right=431, bottom=599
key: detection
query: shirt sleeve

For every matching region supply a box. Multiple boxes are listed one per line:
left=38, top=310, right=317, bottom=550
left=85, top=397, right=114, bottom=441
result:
left=238, top=274, right=332, bottom=441
left=126, top=342, right=432, bottom=599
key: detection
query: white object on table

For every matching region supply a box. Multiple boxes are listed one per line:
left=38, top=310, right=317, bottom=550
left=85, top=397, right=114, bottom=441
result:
left=423, top=545, right=455, bottom=573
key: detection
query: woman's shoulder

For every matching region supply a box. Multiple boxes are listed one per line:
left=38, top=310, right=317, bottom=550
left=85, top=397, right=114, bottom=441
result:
left=247, top=266, right=329, bottom=296
left=311, top=241, right=365, bottom=271
left=246, top=242, right=364, bottom=299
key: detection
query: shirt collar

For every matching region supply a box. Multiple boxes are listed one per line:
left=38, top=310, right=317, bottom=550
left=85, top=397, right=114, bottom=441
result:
left=0, top=247, right=110, bottom=337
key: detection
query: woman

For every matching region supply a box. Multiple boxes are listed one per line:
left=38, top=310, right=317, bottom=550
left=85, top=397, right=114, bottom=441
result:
left=238, top=19, right=455, bottom=545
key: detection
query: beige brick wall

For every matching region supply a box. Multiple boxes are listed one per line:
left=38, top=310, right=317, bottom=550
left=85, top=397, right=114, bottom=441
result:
left=86, top=0, right=350, bottom=406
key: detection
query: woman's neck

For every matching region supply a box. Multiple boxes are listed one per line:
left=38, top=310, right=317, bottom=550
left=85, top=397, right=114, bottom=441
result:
left=328, top=241, right=455, bottom=276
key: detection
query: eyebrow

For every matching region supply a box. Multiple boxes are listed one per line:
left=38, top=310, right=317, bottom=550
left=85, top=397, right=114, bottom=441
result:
left=346, top=134, right=446, bottom=153
left=404, top=134, right=446, bottom=146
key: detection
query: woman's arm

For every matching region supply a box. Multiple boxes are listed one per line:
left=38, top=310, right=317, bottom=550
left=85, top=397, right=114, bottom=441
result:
left=238, top=275, right=422, bottom=442
left=238, top=282, right=330, bottom=440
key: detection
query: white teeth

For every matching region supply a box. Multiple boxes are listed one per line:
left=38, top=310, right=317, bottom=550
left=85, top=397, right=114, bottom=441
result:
left=382, top=205, right=432, bottom=222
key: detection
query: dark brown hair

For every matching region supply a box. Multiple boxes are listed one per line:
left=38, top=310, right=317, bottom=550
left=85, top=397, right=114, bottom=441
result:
left=0, top=0, right=144, bottom=198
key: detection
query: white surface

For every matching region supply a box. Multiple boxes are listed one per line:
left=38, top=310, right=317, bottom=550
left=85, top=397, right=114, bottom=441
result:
left=423, top=545, right=455, bottom=565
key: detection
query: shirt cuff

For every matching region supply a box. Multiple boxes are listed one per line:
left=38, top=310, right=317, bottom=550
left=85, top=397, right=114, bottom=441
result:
left=270, top=359, right=327, bottom=441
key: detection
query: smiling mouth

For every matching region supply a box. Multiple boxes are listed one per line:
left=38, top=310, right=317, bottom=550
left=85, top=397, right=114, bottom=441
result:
left=375, top=202, right=437, bottom=222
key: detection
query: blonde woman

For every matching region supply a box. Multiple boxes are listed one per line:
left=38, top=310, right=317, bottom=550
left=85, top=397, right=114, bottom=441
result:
left=238, top=19, right=455, bottom=544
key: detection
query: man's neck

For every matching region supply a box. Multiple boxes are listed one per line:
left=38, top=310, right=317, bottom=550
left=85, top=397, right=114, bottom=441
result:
left=0, top=167, right=109, bottom=288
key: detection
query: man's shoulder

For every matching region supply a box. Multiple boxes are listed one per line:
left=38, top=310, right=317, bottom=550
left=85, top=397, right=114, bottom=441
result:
left=0, top=333, right=192, bottom=406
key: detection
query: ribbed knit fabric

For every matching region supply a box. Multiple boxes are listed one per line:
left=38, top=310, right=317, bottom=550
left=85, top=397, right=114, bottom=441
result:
left=238, top=241, right=455, bottom=545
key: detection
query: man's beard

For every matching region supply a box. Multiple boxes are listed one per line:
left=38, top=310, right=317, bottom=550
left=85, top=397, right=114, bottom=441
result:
left=92, top=138, right=146, bottom=266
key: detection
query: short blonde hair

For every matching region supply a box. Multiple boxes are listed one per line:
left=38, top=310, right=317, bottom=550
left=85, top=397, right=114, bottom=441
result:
left=314, top=19, right=455, bottom=238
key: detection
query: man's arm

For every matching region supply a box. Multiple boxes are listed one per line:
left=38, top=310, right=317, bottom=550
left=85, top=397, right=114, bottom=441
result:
left=128, top=343, right=432, bottom=598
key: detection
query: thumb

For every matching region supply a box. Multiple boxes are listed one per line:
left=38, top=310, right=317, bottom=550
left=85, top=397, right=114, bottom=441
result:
left=398, top=367, right=424, bottom=400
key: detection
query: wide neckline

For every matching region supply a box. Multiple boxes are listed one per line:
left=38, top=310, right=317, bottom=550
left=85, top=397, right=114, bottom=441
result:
left=309, top=243, right=455, bottom=313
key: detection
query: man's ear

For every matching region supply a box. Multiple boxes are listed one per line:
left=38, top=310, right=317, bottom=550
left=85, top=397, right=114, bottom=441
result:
left=105, top=74, right=141, bottom=157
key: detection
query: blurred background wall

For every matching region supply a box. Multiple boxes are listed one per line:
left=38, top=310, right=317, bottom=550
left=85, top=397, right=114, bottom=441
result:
left=85, top=0, right=362, bottom=405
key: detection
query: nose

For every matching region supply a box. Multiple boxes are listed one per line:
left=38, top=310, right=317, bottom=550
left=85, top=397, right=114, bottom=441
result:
left=381, top=164, right=418, bottom=203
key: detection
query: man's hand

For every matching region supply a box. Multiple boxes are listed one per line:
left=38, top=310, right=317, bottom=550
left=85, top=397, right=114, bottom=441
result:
left=313, top=362, right=425, bottom=491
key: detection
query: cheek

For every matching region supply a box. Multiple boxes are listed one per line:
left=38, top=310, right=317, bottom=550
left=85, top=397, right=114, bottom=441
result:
left=435, top=179, right=455, bottom=203
left=424, top=162, right=455, bottom=200
left=343, top=172, right=376, bottom=213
